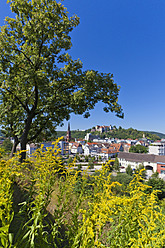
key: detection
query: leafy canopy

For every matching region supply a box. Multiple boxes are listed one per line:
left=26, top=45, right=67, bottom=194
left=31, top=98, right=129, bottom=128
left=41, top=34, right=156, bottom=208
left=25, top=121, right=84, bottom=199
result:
left=0, top=0, right=123, bottom=152
left=129, top=144, right=148, bottom=154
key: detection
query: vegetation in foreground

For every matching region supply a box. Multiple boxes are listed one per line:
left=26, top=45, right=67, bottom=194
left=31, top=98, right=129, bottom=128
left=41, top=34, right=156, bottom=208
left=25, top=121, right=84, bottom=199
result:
left=1, top=139, right=165, bottom=247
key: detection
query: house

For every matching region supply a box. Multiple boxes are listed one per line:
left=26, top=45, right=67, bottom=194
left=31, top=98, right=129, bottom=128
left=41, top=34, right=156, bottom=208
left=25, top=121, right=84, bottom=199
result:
left=110, top=143, right=124, bottom=152
left=99, top=147, right=117, bottom=160
left=123, top=143, right=131, bottom=152
left=149, top=142, right=165, bottom=156
left=59, top=141, right=70, bottom=155
left=83, top=142, right=101, bottom=157
left=70, top=143, right=83, bottom=154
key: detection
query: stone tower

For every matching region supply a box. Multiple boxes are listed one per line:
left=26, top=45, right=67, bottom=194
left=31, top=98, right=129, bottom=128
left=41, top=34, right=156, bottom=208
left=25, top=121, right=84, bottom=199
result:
left=66, top=122, right=71, bottom=141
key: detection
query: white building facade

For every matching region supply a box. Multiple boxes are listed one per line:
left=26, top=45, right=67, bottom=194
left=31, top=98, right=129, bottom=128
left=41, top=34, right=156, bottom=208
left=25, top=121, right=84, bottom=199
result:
left=149, top=142, right=165, bottom=156
left=118, top=152, right=165, bottom=179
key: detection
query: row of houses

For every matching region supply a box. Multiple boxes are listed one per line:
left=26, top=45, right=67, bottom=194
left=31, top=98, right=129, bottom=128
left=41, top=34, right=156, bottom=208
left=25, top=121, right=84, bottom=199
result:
left=118, top=152, right=165, bottom=179
left=19, top=138, right=165, bottom=158
left=19, top=139, right=123, bottom=159
left=24, top=140, right=83, bottom=156
left=84, top=142, right=123, bottom=160
left=84, top=134, right=165, bottom=156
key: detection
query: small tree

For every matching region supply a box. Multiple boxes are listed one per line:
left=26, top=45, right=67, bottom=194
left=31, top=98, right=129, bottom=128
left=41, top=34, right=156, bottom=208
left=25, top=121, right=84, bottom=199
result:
left=88, top=160, right=94, bottom=169
left=67, top=157, right=73, bottom=164
left=75, top=154, right=80, bottom=162
left=146, top=173, right=165, bottom=199
left=85, top=155, right=89, bottom=162
left=113, top=157, right=120, bottom=172
left=126, top=164, right=133, bottom=176
left=98, top=155, right=102, bottom=162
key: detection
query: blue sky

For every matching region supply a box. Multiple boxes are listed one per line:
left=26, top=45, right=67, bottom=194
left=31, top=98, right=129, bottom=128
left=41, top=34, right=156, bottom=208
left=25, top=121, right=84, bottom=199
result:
left=1, top=0, right=165, bottom=133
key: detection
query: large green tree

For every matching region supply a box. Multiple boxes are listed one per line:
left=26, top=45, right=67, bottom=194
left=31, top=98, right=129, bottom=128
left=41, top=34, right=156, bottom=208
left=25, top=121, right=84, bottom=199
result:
left=0, top=0, right=123, bottom=161
left=129, top=145, right=148, bottom=154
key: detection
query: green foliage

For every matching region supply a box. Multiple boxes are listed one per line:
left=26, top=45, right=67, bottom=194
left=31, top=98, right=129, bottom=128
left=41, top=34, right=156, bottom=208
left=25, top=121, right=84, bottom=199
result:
left=113, top=157, right=120, bottom=171
left=146, top=173, right=165, bottom=199
left=134, top=164, right=146, bottom=179
left=129, top=144, right=148, bottom=153
left=0, top=0, right=123, bottom=160
left=88, top=160, right=94, bottom=169
left=0, top=147, right=6, bottom=158
left=75, top=154, right=80, bottom=162
left=98, top=155, right=102, bottom=161
left=67, top=156, right=73, bottom=164
left=110, top=173, right=133, bottom=195
left=1, top=139, right=13, bottom=152
left=85, top=155, right=89, bottom=162
left=149, top=131, right=165, bottom=139
left=126, top=164, right=133, bottom=176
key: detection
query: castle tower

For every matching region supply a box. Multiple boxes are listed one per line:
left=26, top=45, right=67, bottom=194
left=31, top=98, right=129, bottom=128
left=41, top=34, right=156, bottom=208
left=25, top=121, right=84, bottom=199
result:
left=66, top=122, right=71, bottom=142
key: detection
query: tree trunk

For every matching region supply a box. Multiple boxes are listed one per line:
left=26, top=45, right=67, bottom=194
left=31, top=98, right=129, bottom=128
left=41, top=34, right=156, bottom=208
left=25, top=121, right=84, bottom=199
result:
left=20, top=137, right=28, bottom=163
left=10, top=137, right=19, bottom=158
left=19, top=85, right=38, bottom=162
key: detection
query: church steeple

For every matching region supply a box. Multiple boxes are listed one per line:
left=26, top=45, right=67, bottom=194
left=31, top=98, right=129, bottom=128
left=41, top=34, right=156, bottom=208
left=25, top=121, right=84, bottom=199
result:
left=66, top=122, right=71, bottom=141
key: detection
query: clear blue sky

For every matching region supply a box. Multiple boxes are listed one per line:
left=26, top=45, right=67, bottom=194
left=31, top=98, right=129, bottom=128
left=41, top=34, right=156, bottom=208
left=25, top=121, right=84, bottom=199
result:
left=1, top=0, right=165, bottom=133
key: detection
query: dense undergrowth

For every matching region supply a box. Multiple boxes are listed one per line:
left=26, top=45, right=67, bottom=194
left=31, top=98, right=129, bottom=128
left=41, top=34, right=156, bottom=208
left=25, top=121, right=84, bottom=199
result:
left=1, top=139, right=165, bottom=247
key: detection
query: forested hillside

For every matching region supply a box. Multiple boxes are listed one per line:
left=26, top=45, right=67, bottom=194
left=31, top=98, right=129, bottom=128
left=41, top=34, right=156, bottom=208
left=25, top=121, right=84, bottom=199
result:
left=148, top=131, right=165, bottom=139
left=92, top=127, right=160, bottom=141
left=56, top=127, right=162, bottom=141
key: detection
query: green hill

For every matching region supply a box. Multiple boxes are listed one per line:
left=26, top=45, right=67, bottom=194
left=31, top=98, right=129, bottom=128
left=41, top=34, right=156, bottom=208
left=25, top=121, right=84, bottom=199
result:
left=147, top=131, right=165, bottom=139
left=56, top=127, right=163, bottom=141
left=91, top=127, right=160, bottom=141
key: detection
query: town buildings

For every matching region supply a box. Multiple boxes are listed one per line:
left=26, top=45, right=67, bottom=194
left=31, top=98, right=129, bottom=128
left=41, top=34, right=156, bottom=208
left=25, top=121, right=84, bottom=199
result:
left=7, top=123, right=165, bottom=178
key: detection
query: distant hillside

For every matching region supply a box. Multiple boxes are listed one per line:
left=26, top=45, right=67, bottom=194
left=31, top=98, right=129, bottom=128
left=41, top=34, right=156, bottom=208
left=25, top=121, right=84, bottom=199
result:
left=56, top=128, right=161, bottom=141
left=147, top=131, right=165, bottom=139
left=91, top=128, right=160, bottom=141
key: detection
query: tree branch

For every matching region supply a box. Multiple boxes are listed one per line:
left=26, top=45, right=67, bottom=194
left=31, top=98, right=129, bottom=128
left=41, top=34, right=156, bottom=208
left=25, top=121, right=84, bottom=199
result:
left=28, top=126, right=44, bottom=142
left=13, top=48, right=34, bottom=67
left=5, top=88, right=30, bottom=113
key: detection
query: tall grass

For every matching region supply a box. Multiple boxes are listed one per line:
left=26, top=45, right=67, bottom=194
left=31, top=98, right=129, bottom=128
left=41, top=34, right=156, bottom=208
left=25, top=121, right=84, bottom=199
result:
left=0, top=138, right=165, bottom=247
